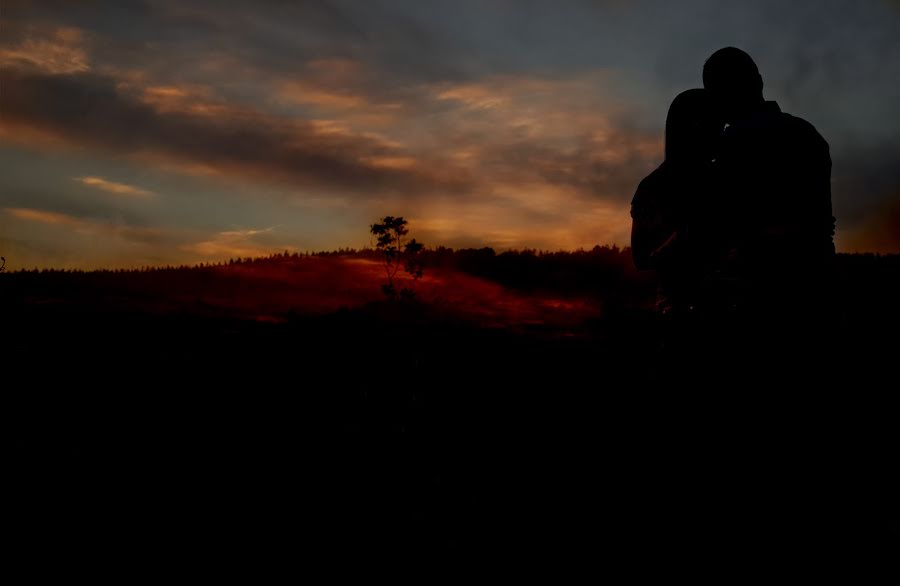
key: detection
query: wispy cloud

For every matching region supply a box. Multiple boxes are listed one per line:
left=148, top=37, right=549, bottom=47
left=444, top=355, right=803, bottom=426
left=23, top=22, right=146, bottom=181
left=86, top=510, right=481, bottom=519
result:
left=218, top=227, right=274, bottom=238
left=181, top=226, right=282, bottom=259
left=74, top=176, right=154, bottom=197
left=277, top=80, right=369, bottom=110
left=5, top=207, right=83, bottom=227
left=0, top=67, right=471, bottom=197
left=4, top=207, right=162, bottom=244
left=0, top=26, right=89, bottom=74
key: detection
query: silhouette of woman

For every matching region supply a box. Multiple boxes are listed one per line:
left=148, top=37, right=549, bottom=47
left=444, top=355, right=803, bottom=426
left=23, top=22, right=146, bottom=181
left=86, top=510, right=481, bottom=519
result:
left=630, top=88, right=721, bottom=316
left=630, top=88, right=732, bottom=385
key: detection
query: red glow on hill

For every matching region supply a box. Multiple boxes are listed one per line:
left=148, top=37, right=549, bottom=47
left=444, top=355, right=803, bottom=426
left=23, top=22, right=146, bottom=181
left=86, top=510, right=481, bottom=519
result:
left=198, top=256, right=600, bottom=327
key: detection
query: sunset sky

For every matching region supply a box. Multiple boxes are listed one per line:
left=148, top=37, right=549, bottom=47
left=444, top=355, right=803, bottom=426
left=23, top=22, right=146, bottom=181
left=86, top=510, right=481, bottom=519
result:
left=2, top=0, right=899, bottom=268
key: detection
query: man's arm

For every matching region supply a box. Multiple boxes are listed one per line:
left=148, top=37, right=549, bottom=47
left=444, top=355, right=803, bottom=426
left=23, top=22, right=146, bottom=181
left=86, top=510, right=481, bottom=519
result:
left=818, top=139, right=837, bottom=259
left=765, top=117, right=836, bottom=263
left=799, top=124, right=836, bottom=262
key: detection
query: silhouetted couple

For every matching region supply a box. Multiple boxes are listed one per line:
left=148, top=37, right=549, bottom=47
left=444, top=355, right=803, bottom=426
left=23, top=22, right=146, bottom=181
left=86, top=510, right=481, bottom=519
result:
left=631, top=47, right=836, bottom=392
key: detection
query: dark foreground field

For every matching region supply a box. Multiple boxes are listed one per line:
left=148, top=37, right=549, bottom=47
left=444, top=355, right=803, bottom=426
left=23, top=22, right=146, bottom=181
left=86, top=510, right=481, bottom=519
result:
left=6, top=249, right=899, bottom=574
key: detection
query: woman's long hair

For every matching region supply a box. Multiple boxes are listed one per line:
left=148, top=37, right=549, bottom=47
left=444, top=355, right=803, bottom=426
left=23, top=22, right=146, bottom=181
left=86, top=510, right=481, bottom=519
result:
left=664, top=88, right=717, bottom=165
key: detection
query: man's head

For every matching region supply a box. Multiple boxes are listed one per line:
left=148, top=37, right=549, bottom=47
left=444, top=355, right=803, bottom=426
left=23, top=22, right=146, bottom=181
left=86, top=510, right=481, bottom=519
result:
left=703, top=47, right=764, bottom=122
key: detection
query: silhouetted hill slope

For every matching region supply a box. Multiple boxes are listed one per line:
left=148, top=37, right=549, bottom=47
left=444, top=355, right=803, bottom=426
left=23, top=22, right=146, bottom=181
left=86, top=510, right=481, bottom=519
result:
left=3, top=249, right=897, bottom=426
left=6, top=249, right=898, bottom=569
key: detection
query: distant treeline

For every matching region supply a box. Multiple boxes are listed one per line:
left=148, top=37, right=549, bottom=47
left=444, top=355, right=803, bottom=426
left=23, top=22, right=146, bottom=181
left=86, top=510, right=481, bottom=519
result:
left=0, top=245, right=646, bottom=298
left=3, top=246, right=898, bottom=300
left=0, top=244, right=635, bottom=273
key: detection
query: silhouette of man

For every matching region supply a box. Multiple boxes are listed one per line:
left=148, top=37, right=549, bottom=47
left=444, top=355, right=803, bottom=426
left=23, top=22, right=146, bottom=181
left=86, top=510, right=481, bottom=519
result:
left=702, top=47, right=836, bottom=315
left=698, top=49, right=874, bottom=561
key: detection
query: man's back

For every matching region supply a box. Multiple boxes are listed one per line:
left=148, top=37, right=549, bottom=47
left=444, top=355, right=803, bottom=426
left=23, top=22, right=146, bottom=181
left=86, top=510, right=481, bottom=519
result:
left=715, top=101, right=836, bottom=310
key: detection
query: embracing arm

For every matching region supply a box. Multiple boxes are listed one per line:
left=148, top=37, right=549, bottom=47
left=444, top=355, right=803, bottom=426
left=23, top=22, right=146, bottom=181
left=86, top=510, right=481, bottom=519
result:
left=631, top=207, right=658, bottom=270
left=631, top=170, right=680, bottom=270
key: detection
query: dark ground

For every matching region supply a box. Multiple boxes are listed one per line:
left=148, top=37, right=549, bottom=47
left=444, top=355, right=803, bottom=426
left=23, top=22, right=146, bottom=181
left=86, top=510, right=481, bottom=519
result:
left=5, top=251, right=899, bottom=576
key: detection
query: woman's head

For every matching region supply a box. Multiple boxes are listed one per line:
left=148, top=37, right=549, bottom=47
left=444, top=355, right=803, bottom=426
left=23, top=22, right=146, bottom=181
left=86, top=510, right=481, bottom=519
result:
left=665, top=88, right=719, bottom=164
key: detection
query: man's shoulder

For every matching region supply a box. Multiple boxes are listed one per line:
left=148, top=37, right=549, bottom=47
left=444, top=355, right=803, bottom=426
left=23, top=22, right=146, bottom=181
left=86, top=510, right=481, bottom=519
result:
left=776, top=110, right=829, bottom=151
left=743, top=102, right=827, bottom=147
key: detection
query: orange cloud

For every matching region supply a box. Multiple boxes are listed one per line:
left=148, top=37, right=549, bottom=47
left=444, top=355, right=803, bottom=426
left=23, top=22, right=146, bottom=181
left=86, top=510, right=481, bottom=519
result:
left=359, top=156, right=418, bottom=170
left=269, top=56, right=407, bottom=129
left=437, top=84, right=509, bottom=110
left=4, top=207, right=163, bottom=244
left=407, top=183, right=633, bottom=252
left=0, top=119, right=72, bottom=149
left=74, top=176, right=154, bottom=197
left=0, top=26, right=89, bottom=74
left=277, top=80, right=368, bottom=110
left=5, top=207, right=83, bottom=227
left=137, top=84, right=237, bottom=118
left=181, top=227, right=282, bottom=259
